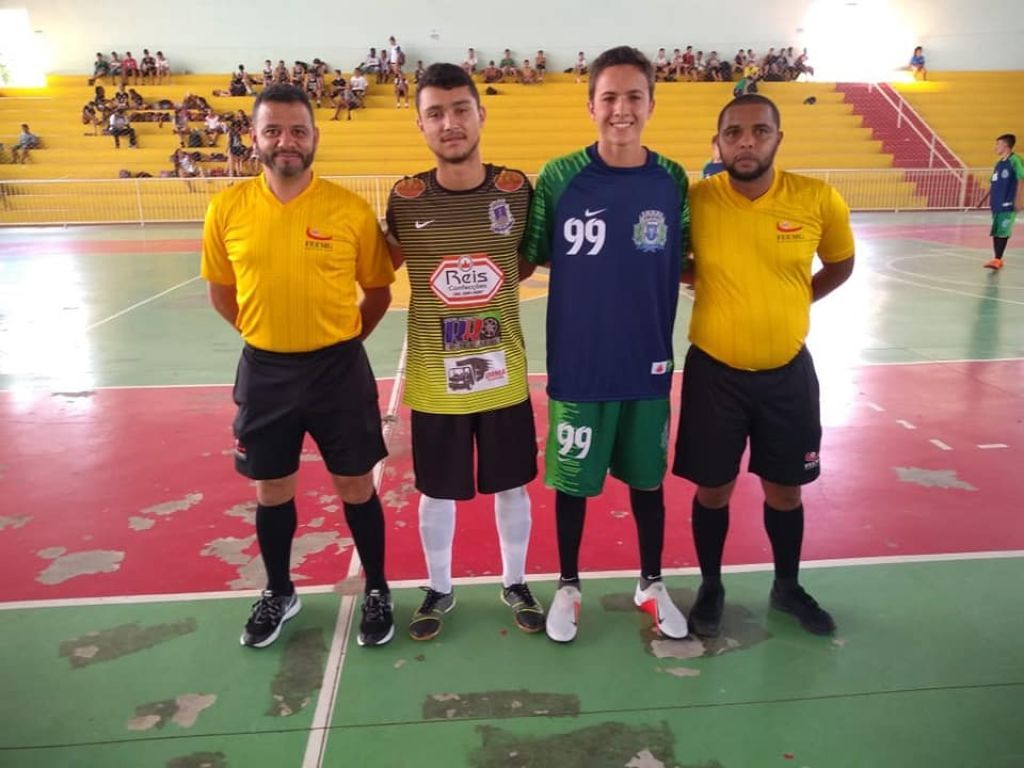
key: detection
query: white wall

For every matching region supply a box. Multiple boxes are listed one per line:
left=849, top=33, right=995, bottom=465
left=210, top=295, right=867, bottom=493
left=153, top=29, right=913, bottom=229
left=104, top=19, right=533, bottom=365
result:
left=4, top=0, right=1022, bottom=76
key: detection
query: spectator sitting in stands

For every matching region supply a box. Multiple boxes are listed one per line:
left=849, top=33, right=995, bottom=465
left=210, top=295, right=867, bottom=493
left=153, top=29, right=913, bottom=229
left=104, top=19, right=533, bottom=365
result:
left=377, top=46, right=389, bottom=83
left=705, top=51, right=722, bottom=81
left=109, top=52, right=123, bottom=81
left=82, top=103, right=103, bottom=135
left=173, top=106, right=191, bottom=146
left=573, top=51, right=588, bottom=83
left=233, top=109, right=251, bottom=132
left=694, top=51, right=706, bottom=80
left=109, top=109, right=138, bottom=148
left=733, top=71, right=760, bottom=97
left=274, top=59, right=289, bottom=84
left=122, top=51, right=139, bottom=85
left=262, top=59, right=274, bottom=88
left=128, top=88, right=151, bottom=110
left=140, top=49, right=157, bottom=84
left=910, top=46, right=927, bottom=81
left=291, top=61, right=307, bottom=87
left=483, top=61, right=502, bottom=84
left=795, top=48, right=814, bottom=80
left=11, top=124, right=41, bottom=163
left=519, top=59, right=538, bottom=84
left=360, top=48, right=380, bottom=77
left=226, top=120, right=249, bottom=177
left=463, top=48, right=478, bottom=75
left=114, top=83, right=130, bottom=110
left=535, top=50, right=547, bottom=82
left=234, top=65, right=255, bottom=95
left=156, top=51, right=170, bottom=83
left=331, top=80, right=359, bottom=121
left=171, top=148, right=203, bottom=191
left=203, top=110, right=225, bottom=146
left=414, top=60, right=426, bottom=83
left=499, top=49, right=518, bottom=80
left=306, top=63, right=325, bottom=108
left=670, top=48, right=684, bottom=80
left=681, top=45, right=696, bottom=80
left=89, top=52, right=111, bottom=86
left=394, top=70, right=410, bottom=107
left=653, top=47, right=671, bottom=80
left=350, top=69, right=368, bottom=100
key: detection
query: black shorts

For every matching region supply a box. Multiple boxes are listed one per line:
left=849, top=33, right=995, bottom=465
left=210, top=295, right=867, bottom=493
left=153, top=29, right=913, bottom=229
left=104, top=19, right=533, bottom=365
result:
left=672, top=345, right=822, bottom=487
left=232, top=339, right=387, bottom=480
left=411, top=398, right=538, bottom=500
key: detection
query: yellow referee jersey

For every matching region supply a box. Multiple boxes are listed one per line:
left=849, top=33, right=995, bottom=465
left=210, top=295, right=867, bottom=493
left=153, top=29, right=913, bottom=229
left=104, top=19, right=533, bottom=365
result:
left=689, top=170, right=854, bottom=370
left=201, top=174, right=394, bottom=353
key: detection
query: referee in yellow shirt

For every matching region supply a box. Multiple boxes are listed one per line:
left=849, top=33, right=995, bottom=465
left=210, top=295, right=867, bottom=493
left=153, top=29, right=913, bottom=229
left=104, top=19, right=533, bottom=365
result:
left=673, top=94, right=855, bottom=637
left=201, top=84, right=397, bottom=649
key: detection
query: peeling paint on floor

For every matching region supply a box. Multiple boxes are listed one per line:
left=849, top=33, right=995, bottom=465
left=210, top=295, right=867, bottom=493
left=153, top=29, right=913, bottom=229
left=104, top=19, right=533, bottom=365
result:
left=36, top=548, right=124, bottom=585
left=59, top=618, right=197, bottom=668
left=125, top=692, right=216, bottom=731
left=469, top=721, right=686, bottom=768
left=224, top=501, right=257, bottom=524
left=128, top=516, right=156, bottom=531
left=165, top=752, right=226, bottom=768
left=268, top=627, right=327, bottom=717
left=423, top=690, right=579, bottom=720
left=0, top=515, right=30, bottom=531
left=658, top=666, right=701, bottom=678
left=141, top=492, right=204, bottom=517
left=893, top=467, right=977, bottom=491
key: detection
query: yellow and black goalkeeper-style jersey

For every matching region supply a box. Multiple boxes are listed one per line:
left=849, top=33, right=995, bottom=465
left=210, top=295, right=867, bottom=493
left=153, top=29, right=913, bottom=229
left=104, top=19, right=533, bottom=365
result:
left=688, top=170, right=854, bottom=370
left=386, top=165, right=532, bottom=414
left=201, top=173, right=394, bottom=353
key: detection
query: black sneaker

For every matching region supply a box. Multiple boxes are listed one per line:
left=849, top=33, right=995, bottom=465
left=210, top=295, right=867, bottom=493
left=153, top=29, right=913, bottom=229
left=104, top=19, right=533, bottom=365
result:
left=409, top=587, right=455, bottom=641
left=358, top=589, right=395, bottom=647
left=501, top=583, right=545, bottom=633
left=689, top=581, right=725, bottom=638
left=770, top=582, right=836, bottom=635
left=240, top=590, right=301, bottom=648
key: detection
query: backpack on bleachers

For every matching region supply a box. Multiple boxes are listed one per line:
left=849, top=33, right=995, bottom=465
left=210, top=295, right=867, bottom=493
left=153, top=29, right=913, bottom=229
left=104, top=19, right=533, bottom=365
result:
left=188, top=129, right=203, bottom=148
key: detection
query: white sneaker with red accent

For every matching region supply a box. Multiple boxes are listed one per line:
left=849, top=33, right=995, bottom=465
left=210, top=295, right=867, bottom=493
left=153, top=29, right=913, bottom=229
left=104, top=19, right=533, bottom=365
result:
left=634, top=580, right=688, bottom=639
left=545, top=584, right=582, bottom=643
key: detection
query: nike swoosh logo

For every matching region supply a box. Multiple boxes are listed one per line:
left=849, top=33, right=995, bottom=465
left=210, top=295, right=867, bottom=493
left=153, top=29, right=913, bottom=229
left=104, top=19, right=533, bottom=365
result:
left=414, top=220, right=434, bottom=229
left=584, top=208, right=606, bottom=217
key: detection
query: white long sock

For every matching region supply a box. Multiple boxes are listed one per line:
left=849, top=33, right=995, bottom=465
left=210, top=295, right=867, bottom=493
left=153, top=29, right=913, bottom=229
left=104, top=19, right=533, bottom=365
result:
left=418, top=495, right=456, bottom=594
left=494, top=485, right=532, bottom=587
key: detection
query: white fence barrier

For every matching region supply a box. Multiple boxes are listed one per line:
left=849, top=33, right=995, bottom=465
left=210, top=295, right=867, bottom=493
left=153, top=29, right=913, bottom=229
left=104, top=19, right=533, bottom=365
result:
left=0, top=169, right=993, bottom=227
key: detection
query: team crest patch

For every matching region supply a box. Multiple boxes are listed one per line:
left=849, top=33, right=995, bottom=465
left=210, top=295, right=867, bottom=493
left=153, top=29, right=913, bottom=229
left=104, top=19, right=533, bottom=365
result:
left=393, top=176, right=427, bottom=199
left=489, top=198, right=515, bottom=234
left=633, top=210, right=667, bottom=252
left=494, top=169, right=526, bottom=193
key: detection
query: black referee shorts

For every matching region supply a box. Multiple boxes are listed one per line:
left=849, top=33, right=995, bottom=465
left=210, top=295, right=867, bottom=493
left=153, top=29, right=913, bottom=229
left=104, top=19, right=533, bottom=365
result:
left=411, top=398, right=538, bottom=500
left=672, top=345, right=822, bottom=488
left=232, top=339, right=387, bottom=480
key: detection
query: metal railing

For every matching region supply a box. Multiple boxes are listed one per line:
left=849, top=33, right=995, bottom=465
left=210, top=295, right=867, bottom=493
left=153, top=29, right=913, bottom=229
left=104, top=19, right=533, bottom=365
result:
left=0, top=168, right=993, bottom=227
left=868, top=83, right=966, bottom=170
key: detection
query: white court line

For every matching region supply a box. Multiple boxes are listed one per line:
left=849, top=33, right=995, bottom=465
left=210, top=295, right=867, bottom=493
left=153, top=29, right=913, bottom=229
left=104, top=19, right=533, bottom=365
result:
left=873, top=267, right=1024, bottom=306
left=978, top=443, right=1009, bottom=449
left=301, top=335, right=408, bottom=768
left=882, top=252, right=1024, bottom=291
left=865, top=402, right=885, bottom=412
left=85, top=276, right=201, bottom=331
left=4, top=550, right=1022, bottom=612
left=896, top=420, right=917, bottom=430
left=930, top=439, right=953, bottom=451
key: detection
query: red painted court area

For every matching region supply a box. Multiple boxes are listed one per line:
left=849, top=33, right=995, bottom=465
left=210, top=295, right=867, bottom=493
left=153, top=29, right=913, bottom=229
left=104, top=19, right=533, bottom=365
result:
left=1, top=363, right=1020, bottom=603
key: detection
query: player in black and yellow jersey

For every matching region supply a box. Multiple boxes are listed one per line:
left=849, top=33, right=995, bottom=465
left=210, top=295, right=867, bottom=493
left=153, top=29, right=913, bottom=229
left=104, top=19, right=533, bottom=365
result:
left=201, top=84, right=397, bottom=649
left=673, top=94, right=855, bottom=637
left=385, top=63, right=544, bottom=641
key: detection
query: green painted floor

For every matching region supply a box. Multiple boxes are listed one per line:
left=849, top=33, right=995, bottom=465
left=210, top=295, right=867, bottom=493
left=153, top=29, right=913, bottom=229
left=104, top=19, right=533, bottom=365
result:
left=3, top=559, right=1022, bottom=767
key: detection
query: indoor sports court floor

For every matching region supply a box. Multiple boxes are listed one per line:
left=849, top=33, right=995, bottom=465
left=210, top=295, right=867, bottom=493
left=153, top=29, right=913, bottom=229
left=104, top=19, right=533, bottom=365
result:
left=1, top=211, right=1022, bottom=767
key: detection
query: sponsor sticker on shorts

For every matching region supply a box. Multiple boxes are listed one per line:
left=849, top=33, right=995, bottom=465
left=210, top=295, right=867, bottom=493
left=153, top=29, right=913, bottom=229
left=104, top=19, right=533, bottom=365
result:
left=444, top=350, right=508, bottom=394
left=651, top=360, right=672, bottom=375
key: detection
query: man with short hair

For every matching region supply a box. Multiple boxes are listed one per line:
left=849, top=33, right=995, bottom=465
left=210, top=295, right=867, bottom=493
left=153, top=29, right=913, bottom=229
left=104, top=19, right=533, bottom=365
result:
left=385, top=63, right=544, bottom=641
left=201, top=84, right=396, bottom=649
left=122, top=51, right=139, bottom=85
left=524, top=46, right=691, bottom=644
left=499, top=49, right=518, bottom=80
left=674, top=94, right=854, bottom=639
left=983, top=133, right=1024, bottom=270
left=108, top=109, right=137, bottom=148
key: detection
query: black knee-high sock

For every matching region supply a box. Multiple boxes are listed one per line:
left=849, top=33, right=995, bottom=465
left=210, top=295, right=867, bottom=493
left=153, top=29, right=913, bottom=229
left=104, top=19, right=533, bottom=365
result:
left=764, top=503, right=804, bottom=586
left=994, top=237, right=1008, bottom=260
left=344, top=493, right=388, bottom=594
left=630, top=487, right=665, bottom=582
left=555, top=491, right=587, bottom=583
left=691, top=497, right=729, bottom=584
left=256, top=499, right=297, bottom=595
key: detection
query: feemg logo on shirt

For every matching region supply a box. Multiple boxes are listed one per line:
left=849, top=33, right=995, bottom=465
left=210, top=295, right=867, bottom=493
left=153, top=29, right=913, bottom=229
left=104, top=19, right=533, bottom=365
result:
left=430, top=254, right=505, bottom=306
left=776, top=220, right=806, bottom=242
left=633, top=210, right=668, bottom=252
left=305, top=226, right=334, bottom=250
